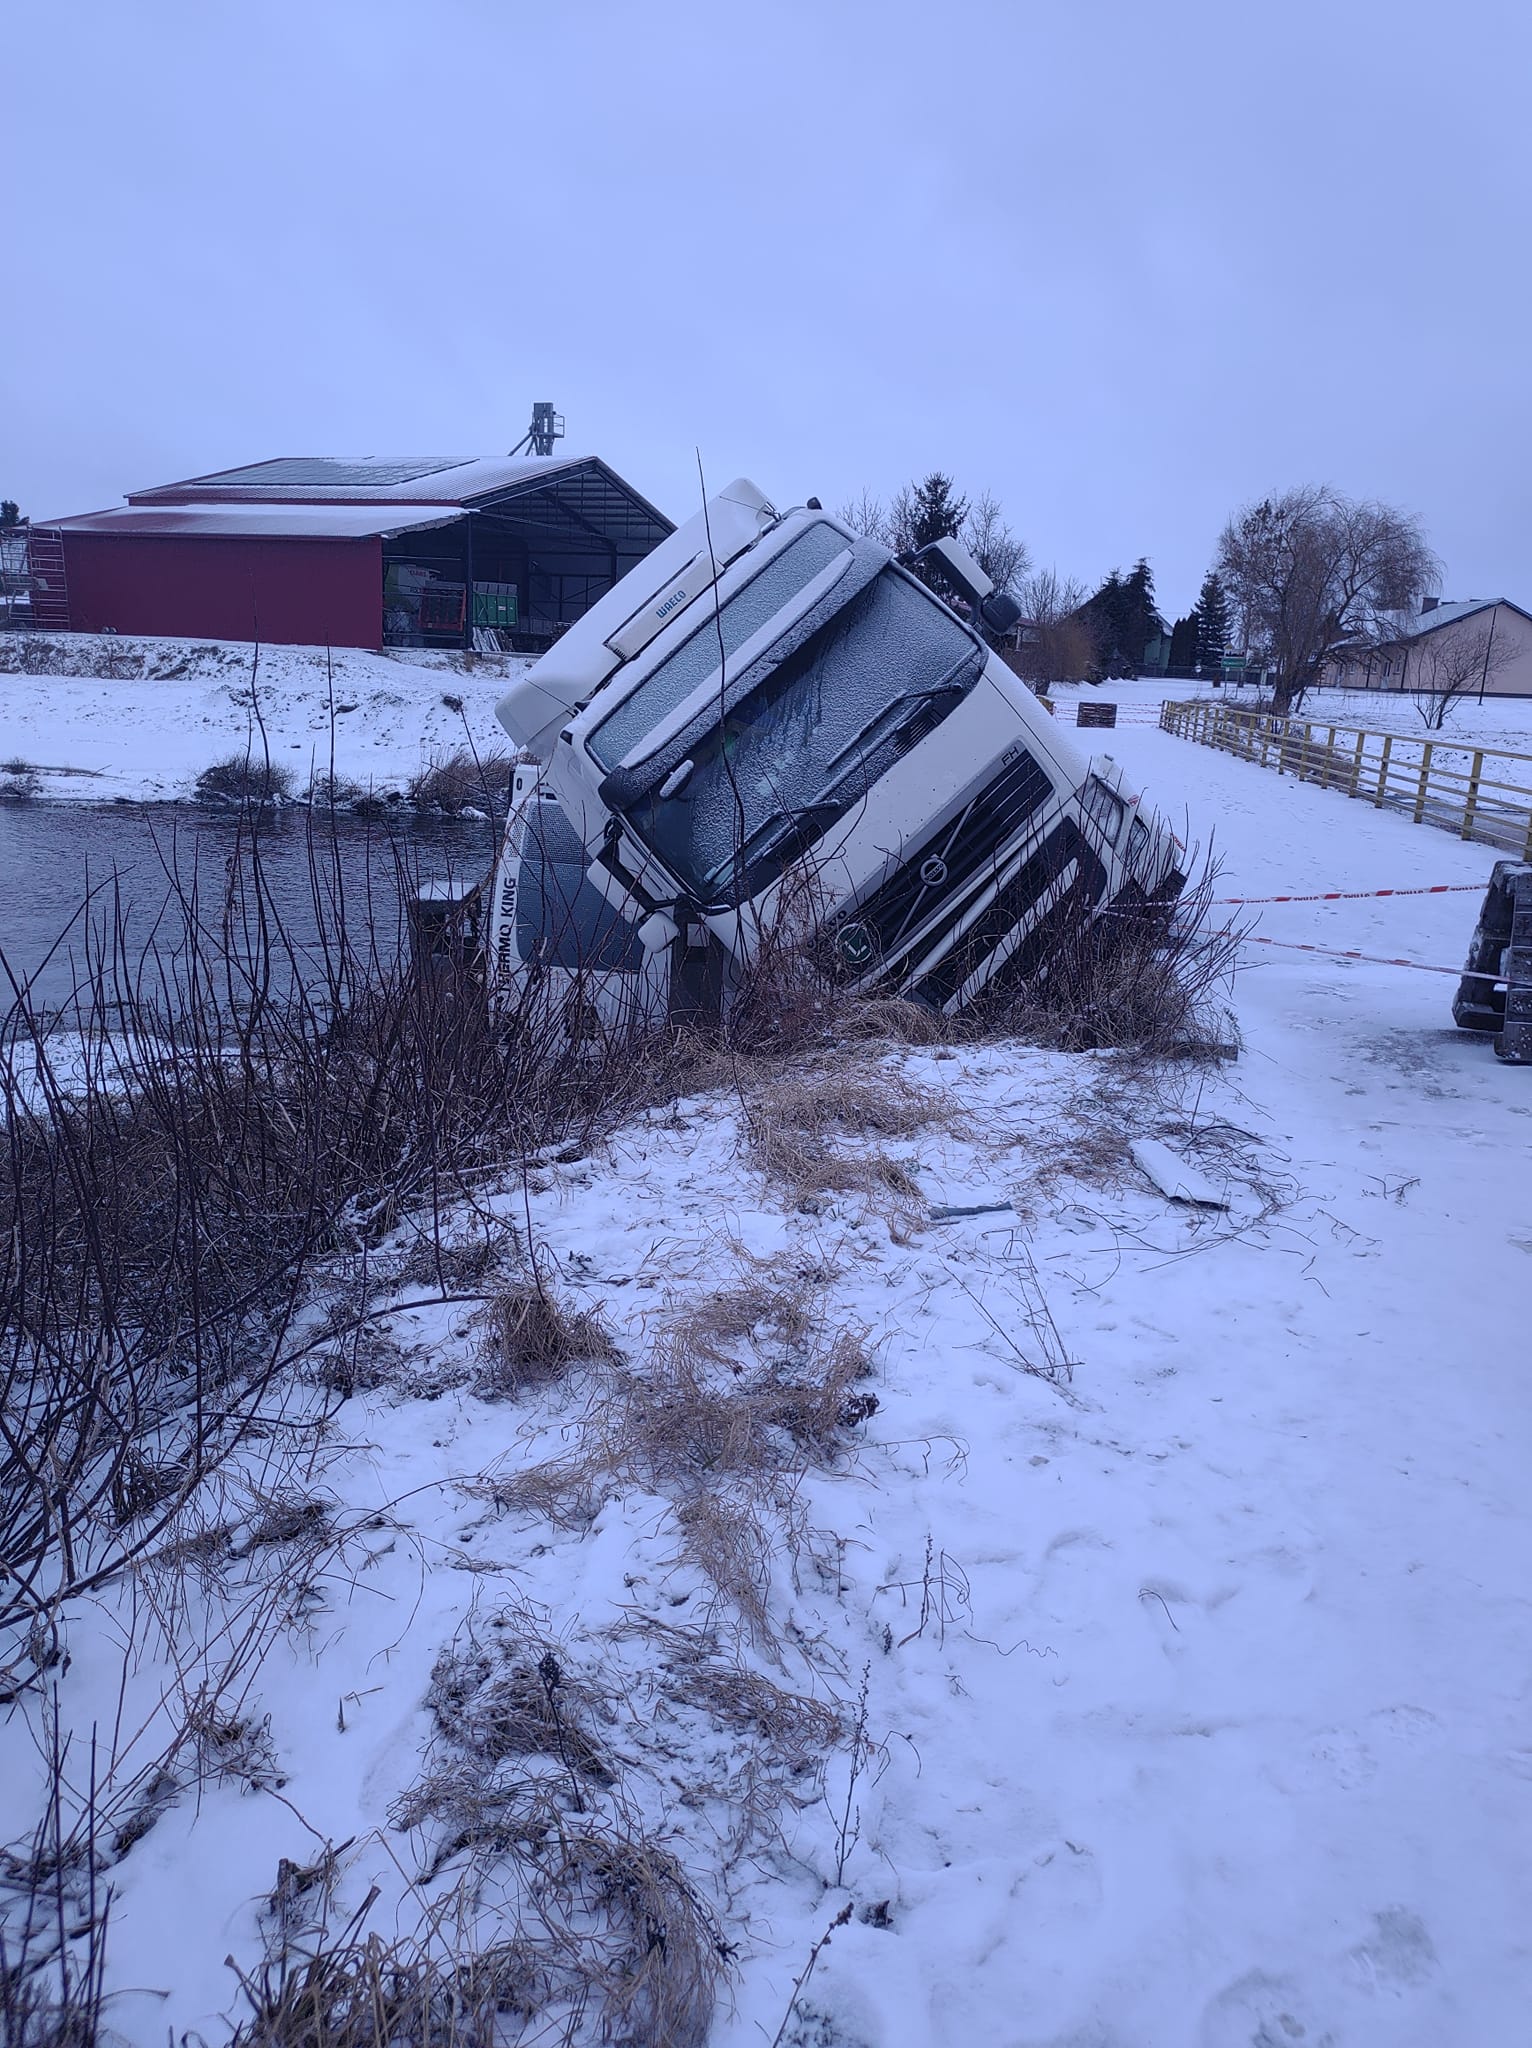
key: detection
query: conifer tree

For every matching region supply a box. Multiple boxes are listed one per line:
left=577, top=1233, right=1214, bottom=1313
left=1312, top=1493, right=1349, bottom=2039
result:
left=1191, top=569, right=1231, bottom=674
left=1122, top=559, right=1164, bottom=665
left=906, top=472, right=969, bottom=551
left=1077, top=560, right=1165, bottom=677
left=889, top=473, right=970, bottom=587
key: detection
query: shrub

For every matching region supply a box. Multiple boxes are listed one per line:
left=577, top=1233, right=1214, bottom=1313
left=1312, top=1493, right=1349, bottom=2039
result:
left=976, top=851, right=1245, bottom=1058
left=194, top=754, right=297, bottom=807
left=0, top=808, right=668, bottom=1665
left=306, top=772, right=370, bottom=809
left=408, top=749, right=512, bottom=816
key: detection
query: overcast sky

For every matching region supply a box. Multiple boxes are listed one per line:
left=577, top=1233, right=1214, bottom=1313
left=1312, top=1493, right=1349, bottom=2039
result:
left=6, top=0, right=1529, bottom=617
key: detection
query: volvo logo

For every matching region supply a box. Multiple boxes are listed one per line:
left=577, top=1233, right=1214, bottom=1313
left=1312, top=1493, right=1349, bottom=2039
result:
left=918, top=854, right=949, bottom=889
left=836, top=923, right=875, bottom=968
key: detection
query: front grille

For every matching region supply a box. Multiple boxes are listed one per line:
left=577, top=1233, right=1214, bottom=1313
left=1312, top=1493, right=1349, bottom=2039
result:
left=823, top=749, right=1053, bottom=981
left=909, top=818, right=1108, bottom=1008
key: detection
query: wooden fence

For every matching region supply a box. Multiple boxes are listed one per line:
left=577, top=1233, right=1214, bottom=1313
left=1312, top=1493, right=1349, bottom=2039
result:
left=1159, top=699, right=1532, bottom=857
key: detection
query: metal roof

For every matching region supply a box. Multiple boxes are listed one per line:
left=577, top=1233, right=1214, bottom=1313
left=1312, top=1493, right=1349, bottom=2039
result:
left=45, top=458, right=674, bottom=554
left=174, top=457, right=471, bottom=492
left=40, top=503, right=463, bottom=541
left=130, top=455, right=596, bottom=506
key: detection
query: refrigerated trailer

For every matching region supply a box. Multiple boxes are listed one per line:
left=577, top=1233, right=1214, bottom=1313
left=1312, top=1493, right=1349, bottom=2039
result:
left=488, top=478, right=1186, bottom=1028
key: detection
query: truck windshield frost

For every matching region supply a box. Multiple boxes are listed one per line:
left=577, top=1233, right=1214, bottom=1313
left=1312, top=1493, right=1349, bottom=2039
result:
left=589, top=524, right=850, bottom=772
left=612, top=561, right=984, bottom=908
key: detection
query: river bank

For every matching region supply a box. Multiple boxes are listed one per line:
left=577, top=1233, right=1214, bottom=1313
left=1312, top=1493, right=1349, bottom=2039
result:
left=0, top=631, right=534, bottom=804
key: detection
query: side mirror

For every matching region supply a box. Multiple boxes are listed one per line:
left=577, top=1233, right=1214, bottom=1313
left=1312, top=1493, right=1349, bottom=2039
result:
left=980, top=590, right=1022, bottom=636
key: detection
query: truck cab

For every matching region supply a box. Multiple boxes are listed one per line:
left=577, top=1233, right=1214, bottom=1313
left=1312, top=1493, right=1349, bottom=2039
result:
left=490, top=479, right=1183, bottom=1026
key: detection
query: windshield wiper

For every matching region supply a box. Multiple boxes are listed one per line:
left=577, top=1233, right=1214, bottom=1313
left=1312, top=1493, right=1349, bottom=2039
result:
left=822, top=673, right=974, bottom=780
left=710, top=801, right=845, bottom=892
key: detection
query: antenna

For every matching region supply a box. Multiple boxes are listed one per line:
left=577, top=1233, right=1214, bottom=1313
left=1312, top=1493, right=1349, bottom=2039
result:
left=511, top=402, right=565, bottom=458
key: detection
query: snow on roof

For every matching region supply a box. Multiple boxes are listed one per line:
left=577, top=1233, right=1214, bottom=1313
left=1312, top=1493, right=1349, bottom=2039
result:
left=1400, top=598, right=1532, bottom=634
left=40, top=502, right=463, bottom=540
left=127, top=455, right=592, bottom=506
left=1419, top=599, right=1494, bottom=630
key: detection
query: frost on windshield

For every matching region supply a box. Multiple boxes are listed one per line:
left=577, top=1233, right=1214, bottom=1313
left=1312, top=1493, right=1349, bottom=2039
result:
left=628, top=570, right=981, bottom=906
left=590, top=523, right=849, bottom=770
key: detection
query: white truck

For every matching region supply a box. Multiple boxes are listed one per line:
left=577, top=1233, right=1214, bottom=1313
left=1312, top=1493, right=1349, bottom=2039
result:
left=488, top=478, right=1185, bottom=1030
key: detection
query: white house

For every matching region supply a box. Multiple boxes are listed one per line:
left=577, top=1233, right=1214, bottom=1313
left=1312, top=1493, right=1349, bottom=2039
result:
left=1328, top=598, right=1532, bottom=700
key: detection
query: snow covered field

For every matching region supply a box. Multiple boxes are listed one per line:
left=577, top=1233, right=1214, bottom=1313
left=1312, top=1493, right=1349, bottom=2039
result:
left=1048, top=674, right=1532, bottom=762
left=1, top=629, right=1528, bottom=807
left=1, top=702, right=1528, bottom=2046
left=0, top=634, right=533, bottom=802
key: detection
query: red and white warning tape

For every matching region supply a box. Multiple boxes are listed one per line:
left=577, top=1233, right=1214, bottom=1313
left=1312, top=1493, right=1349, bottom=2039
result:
left=1235, top=933, right=1498, bottom=981
left=1213, top=883, right=1483, bottom=907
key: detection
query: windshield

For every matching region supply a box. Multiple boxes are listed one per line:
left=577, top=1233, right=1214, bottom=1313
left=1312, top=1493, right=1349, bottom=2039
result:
left=622, top=567, right=983, bottom=908
left=590, top=522, right=850, bottom=769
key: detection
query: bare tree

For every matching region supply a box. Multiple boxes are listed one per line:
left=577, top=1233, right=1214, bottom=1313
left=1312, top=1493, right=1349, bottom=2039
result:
left=1215, top=485, right=1439, bottom=716
left=834, top=490, right=892, bottom=546
left=836, top=482, right=1029, bottom=616
left=1410, top=618, right=1515, bottom=730
left=960, top=490, right=1030, bottom=596
left=1009, top=567, right=1095, bottom=684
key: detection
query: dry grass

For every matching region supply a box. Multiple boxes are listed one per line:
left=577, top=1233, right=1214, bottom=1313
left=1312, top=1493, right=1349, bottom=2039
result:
left=537, top=1829, right=723, bottom=2048
left=384, top=1607, right=729, bottom=2048
left=474, top=1280, right=619, bottom=1400
left=673, top=1494, right=777, bottom=1641
left=407, top=749, right=513, bottom=816
left=194, top=754, right=297, bottom=806
left=305, top=772, right=372, bottom=809
left=724, top=859, right=840, bottom=1051
left=658, top=1647, right=845, bottom=1768
left=835, top=995, right=956, bottom=1046
left=976, top=852, right=1246, bottom=1060
left=741, top=1061, right=941, bottom=1210
left=268, top=1845, right=726, bottom=2048
left=463, top=1457, right=608, bottom=1534
left=673, top=1274, right=816, bottom=1368
left=227, top=1926, right=557, bottom=2048
left=616, top=1298, right=876, bottom=1485
left=424, top=1625, right=614, bottom=1789
left=466, top=1268, right=877, bottom=1638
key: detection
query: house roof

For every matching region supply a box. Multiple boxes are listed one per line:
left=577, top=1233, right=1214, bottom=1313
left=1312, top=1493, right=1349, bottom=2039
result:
left=1398, top=598, right=1532, bottom=640
left=38, top=502, right=463, bottom=541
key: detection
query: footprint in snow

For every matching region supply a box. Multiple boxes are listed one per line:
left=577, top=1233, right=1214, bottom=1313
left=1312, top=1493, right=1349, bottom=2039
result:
left=1299, top=1727, right=1378, bottom=1791
left=1199, top=1969, right=1336, bottom=2047
left=1345, top=1907, right=1438, bottom=1994
left=1365, top=1703, right=1441, bottom=1751
left=1012, top=1836, right=1102, bottom=1918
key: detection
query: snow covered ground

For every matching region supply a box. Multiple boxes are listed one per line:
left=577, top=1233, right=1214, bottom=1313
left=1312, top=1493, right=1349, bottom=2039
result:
left=2, top=629, right=1528, bottom=807
left=2, top=707, right=1528, bottom=2046
left=1046, top=674, right=1532, bottom=761
left=0, top=634, right=533, bottom=801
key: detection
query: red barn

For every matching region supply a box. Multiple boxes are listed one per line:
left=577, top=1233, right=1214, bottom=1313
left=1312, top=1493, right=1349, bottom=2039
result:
left=28, top=455, right=673, bottom=651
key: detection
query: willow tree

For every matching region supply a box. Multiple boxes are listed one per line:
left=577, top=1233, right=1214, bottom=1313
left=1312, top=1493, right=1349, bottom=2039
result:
left=1215, top=487, right=1437, bottom=715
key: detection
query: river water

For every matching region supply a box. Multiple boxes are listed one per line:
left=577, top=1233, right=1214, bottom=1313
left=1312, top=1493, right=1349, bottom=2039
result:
left=0, top=803, right=500, bottom=1018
